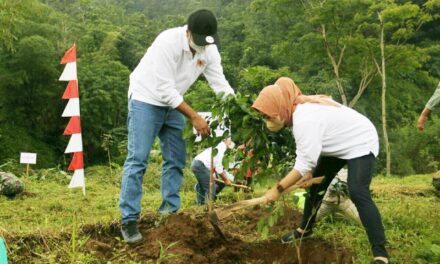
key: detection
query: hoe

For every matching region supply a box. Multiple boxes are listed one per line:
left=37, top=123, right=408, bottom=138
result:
left=209, top=176, right=325, bottom=240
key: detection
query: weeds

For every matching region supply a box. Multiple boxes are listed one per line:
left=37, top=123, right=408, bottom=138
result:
left=70, top=211, right=78, bottom=263
left=416, top=240, right=440, bottom=262
left=157, top=241, right=180, bottom=264
left=0, top=159, right=21, bottom=174
left=257, top=202, right=285, bottom=240
left=101, top=133, right=114, bottom=178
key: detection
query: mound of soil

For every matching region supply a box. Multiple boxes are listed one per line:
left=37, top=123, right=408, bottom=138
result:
left=84, top=206, right=354, bottom=263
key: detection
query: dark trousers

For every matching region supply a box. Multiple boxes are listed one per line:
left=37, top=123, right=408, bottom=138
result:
left=300, top=154, right=388, bottom=258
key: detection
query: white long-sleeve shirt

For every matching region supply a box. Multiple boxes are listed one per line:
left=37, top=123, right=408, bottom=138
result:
left=128, top=25, right=234, bottom=108
left=292, top=103, right=379, bottom=176
left=194, top=141, right=234, bottom=181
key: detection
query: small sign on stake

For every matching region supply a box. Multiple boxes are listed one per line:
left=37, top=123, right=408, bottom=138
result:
left=20, top=152, right=37, bottom=177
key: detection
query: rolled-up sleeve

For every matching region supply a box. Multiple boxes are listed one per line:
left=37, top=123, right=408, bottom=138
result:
left=152, top=40, right=184, bottom=108
left=293, top=121, right=323, bottom=176
left=203, top=46, right=235, bottom=97
left=426, top=82, right=440, bottom=111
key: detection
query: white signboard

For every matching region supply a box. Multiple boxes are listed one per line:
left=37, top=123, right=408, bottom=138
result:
left=20, top=152, right=37, bottom=164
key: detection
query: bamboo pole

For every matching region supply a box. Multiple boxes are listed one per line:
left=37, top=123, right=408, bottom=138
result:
left=214, top=179, right=252, bottom=191
left=208, top=148, right=214, bottom=212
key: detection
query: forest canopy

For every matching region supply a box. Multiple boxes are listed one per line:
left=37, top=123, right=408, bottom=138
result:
left=0, top=0, right=439, bottom=175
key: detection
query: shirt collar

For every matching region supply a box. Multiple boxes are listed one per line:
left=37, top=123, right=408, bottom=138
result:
left=181, top=25, right=190, bottom=52
left=181, top=25, right=207, bottom=60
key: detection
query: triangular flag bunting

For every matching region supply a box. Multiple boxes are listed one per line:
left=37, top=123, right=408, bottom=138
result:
left=68, top=152, right=84, bottom=171
left=59, top=62, right=77, bottom=81
left=62, top=80, right=79, bottom=99
left=62, top=98, right=80, bottom=117
left=65, top=134, right=83, bottom=153
left=68, top=169, right=86, bottom=195
left=64, top=116, right=81, bottom=135
left=60, top=44, right=76, bottom=64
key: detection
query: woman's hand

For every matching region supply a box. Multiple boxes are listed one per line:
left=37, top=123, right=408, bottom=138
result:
left=263, top=186, right=282, bottom=203
left=296, top=172, right=314, bottom=188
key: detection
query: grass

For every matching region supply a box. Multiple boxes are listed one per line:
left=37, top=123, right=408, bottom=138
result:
left=157, top=241, right=180, bottom=264
left=0, top=163, right=439, bottom=263
left=316, top=174, right=440, bottom=264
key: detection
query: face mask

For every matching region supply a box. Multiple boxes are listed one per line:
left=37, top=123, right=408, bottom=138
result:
left=266, top=117, right=284, bottom=132
left=189, top=38, right=206, bottom=53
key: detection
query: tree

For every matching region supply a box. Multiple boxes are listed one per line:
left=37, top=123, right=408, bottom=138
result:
left=364, top=0, right=434, bottom=175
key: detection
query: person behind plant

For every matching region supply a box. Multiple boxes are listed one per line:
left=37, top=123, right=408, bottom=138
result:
left=316, top=168, right=360, bottom=223
left=119, top=9, right=235, bottom=244
left=0, top=171, right=24, bottom=198
left=251, top=77, right=390, bottom=264
left=235, top=142, right=257, bottom=190
left=416, top=81, right=440, bottom=191
left=191, top=138, right=235, bottom=205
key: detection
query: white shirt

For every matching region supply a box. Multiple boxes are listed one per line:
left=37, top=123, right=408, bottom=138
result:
left=128, top=25, right=234, bottom=108
left=292, top=103, right=379, bottom=176
left=194, top=141, right=234, bottom=181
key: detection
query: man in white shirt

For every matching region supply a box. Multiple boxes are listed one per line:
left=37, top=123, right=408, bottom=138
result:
left=417, top=81, right=440, bottom=191
left=119, top=9, right=235, bottom=244
left=252, top=77, right=390, bottom=264
left=191, top=138, right=235, bottom=205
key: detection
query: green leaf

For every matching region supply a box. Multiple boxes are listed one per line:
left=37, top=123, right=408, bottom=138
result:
left=261, top=226, right=269, bottom=240
left=268, top=216, right=274, bottom=227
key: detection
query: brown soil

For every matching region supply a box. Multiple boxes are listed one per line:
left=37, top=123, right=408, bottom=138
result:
left=82, top=206, right=354, bottom=263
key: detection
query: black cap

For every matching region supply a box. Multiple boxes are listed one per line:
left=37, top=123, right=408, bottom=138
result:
left=187, top=9, right=219, bottom=46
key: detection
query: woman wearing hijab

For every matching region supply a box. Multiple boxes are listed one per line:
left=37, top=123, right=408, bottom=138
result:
left=252, top=77, right=390, bottom=264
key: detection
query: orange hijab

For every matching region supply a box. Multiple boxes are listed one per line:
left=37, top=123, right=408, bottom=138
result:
left=252, top=77, right=302, bottom=127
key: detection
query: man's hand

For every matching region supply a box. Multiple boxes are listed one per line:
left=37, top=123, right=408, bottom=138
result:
left=417, top=108, right=431, bottom=132
left=219, top=172, right=233, bottom=186
left=176, top=101, right=210, bottom=136
left=191, top=114, right=210, bottom=136
left=417, top=115, right=427, bottom=131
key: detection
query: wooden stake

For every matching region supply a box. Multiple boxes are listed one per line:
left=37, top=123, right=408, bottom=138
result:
left=208, top=148, right=214, bottom=212
left=26, top=164, right=30, bottom=177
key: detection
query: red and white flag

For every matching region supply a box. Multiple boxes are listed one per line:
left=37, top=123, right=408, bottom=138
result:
left=59, top=44, right=85, bottom=195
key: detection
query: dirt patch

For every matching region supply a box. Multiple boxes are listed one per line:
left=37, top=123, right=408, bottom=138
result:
left=224, top=204, right=303, bottom=237
left=83, top=207, right=354, bottom=263
left=243, top=239, right=353, bottom=264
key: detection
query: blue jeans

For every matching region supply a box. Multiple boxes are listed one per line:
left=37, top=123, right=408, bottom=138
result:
left=119, top=100, right=186, bottom=223
left=191, top=160, right=225, bottom=205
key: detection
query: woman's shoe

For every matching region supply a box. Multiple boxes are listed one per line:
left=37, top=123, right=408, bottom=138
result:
left=373, top=258, right=390, bottom=264
left=280, top=228, right=313, bottom=244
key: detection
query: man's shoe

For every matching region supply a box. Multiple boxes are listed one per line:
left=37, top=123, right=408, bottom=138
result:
left=121, top=221, right=143, bottom=244
left=281, top=228, right=313, bottom=244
